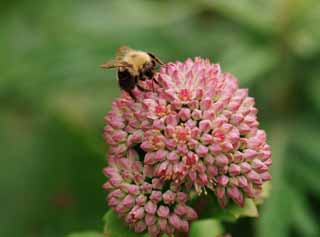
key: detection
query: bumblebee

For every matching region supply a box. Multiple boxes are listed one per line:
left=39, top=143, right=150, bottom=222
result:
left=100, top=46, right=164, bottom=99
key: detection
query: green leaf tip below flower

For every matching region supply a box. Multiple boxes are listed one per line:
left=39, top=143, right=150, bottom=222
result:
left=189, top=219, right=224, bottom=237
left=213, top=199, right=259, bottom=222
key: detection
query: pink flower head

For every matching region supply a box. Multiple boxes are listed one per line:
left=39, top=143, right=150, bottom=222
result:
left=103, top=58, right=271, bottom=235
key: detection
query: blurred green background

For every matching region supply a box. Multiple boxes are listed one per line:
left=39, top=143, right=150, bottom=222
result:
left=1, top=0, right=319, bottom=237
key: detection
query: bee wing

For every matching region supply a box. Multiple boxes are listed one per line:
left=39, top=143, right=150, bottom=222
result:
left=116, top=45, right=133, bottom=60
left=147, top=52, right=164, bottom=65
left=100, top=59, right=132, bottom=69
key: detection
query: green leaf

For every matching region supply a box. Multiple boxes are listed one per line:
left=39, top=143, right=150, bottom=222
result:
left=258, top=127, right=292, bottom=237
left=291, top=190, right=319, bottom=236
left=196, top=0, right=277, bottom=34
left=229, top=199, right=259, bottom=219
left=189, top=219, right=224, bottom=237
left=103, top=210, right=143, bottom=237
left=68, top=231, right=104, bottom=237
left=213, top=199, right=258, bottom=222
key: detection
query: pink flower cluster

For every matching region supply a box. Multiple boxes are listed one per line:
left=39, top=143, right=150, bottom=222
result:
left=103, top=58, right=272, bottom=236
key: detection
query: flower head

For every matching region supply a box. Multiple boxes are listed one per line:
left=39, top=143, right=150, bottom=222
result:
left=103, top=58, right=271, bottom=235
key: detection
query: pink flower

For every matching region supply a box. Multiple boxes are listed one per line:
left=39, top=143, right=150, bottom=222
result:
left=103, top=58, right=272, bottom=235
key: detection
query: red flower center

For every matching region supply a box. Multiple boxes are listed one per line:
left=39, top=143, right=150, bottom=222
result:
left=155, top=105, right=167, bottom=116
left=179, top=89, right=191, bottom=101
left=174, top=126, right=191, bottom=143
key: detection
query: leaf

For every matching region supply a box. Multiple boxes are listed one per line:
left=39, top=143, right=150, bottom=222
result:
left=189, top=219, right=224, bottom=237
left=196, top=0, right=277, bottom=34
left=289, top=0, right=320, bottom=57
left=258, top=126, right=292, bottom=237
left=68, top=231, right=104, bottom=237
left=103, top=210, right=143, bottom=237
left=290, top=190, right=319, bottom=236
left=228, top=199, right=259, bottom=219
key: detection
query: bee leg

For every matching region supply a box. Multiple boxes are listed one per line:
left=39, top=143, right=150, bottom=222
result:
left=136, top=84, right=148, bottom=92
left=152, top=77, right=159, bottom=85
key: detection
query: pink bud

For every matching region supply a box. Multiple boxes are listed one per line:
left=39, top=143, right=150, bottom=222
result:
left=145, top=214, right=156, bottom=226
left=240, top=162, right=252, bottom=173
left=196, top=144, right=209, bottom=156
left=154, top=149, right=168, bottom=162
left=174, top=204, right=187, bottom=216
left=264, top=158, right=272, bottom=166
left=216, top=154, right=229, bottom=166
left=179, top=108, right=191, bottom=121
left=157, top=205, right=170, bottom=218
left=252, top=159, right=268, bottom=172
left=164, top=125, right=175, bottom=137
left=216, top=186, right=225, bottom=199
left=187, top=139, right=199, bottom=150
left=192, top=109, right=202, bottom=120
left=191, top=127, right=201, bottom=139
left=144, top=153, right=156, bottom=165
left=201, top=134, right=213, bottom=144
left=167, top=151, right=179, bottom=161
left=166, top=113, right=178, bottom=126
left=163, top=190, right=176, bottom=205
left=207, top=166, right=218, bottom=176
left=221, top=142, right=233, bottom=152
left=185, top=119, right=196, bottom=128
left=209, top=144, right=222, bottom=153
left=108, top=189, right=124, bottom=199
left=111, top=130, right=127, bottom=143
left=134, top=220, right=147, bottom=233
left=165, top=139, right=177, bottom=150
left=200, top=97, right=212, bottom=110
left=260, top=172, right=271, bottom=181
left=141, top=141, right=154, bottom=152
left=227, top=186, right=244, bottom=207
left=150, top=191, right=162, bottom=203
left=237, top=176, right=248, bottom=188
left=230, top=113, right=244, bottom=124
left=136, top=195, right=147, bottom=206
left=180, top=220, right=189, bottom=232
left=141, top=182, right=152, bottom=194
left=156, top=161, right=169, bottom=177
left=177, top=192, right=187, bottom=203
left=204, top=155, right=214, bottom=165
left=129, top=206, right=145, bottom=221
left=158, top=218, right=167, bottom=231
left=229, top=164, right=241, bottom=176
left=185, top=206, right=198, bottom=220
left=233, top=151, right=243, bottom=163
left=243, top=149, right=257, bottom=160
left=148, top=225, right=160, bottom=237
left=168, top=214, right=181, bottom=230
left=127, top=184, right=139, bottom=195
left=247, top=170, right=262, bottom=184
left=217, top=175, right=229, bottom=186
left=108, top=197, right=120, bottom=207
left=121, top=194, right=135, bottom=208
left=153, top=119, right=165, bottom=130
left=152, top=178, right=164, bottom=190
left=199, top=120, right=212, bottom=133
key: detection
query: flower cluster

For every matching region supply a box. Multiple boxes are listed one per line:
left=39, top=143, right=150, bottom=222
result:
left=103, top=58, right=272, bottom=236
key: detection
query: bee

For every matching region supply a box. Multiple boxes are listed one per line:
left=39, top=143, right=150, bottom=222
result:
left=100, top=46, right=164, bottom=99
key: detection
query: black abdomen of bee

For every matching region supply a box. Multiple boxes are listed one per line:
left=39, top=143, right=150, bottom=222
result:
left=118, top=69, right=136, bottom=99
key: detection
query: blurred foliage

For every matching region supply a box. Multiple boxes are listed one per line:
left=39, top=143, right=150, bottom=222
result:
left=0, top=0, right=319, bottom=237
